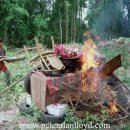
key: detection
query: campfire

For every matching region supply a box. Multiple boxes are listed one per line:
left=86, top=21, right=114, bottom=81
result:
left=60, top=33, right=129, bottom=121
left=80, top=33, right=118, bottom=115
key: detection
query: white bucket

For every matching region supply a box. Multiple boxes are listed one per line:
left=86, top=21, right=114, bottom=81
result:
left=46, top=103, right=67, bottom=116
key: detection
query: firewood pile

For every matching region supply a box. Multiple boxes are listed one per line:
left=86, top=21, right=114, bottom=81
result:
left=57, top=73, right=130, bottom=123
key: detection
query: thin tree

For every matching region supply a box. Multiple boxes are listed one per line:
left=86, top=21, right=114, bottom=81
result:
left=65, top=0, right=69, bottom=44
left=73, top=1, right=76, bottom=42
left=59, top=7, right=63, bottom=43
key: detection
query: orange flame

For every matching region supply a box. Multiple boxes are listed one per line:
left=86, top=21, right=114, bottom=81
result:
left=102, top=85, right=118, bottom=115
left=81, top=32, right=98, bottom=92
left=80, top=32, right=118, bottom=114
left=109, top=100, right=118, bottom=114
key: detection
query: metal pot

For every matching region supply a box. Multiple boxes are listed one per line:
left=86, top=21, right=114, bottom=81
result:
left=60, top=57, right=81, bottom=72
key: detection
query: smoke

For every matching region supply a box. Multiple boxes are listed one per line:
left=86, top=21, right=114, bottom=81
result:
left=90, top=0, right=123, bottom=39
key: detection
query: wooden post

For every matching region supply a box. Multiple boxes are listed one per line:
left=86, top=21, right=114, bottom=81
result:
left=51, top=36, right=55, bottom=51
left=0, top=55, right=25, bottom=62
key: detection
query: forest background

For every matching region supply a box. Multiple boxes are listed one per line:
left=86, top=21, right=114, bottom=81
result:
left=0, top=0, right=129, bottom=47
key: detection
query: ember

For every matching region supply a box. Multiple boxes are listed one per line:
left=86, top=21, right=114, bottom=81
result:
left=109, top=99, right=118, bottom=114
left=101, top=85, right=118, bottom=115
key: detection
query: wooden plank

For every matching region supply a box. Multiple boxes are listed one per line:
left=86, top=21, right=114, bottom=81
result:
left=35, top=75, right=41, bottom=109
left=30, top=74, right=47, bottom=111
left=0, top=76, right=25, bottom=95
left=99, top=54, right=121, bottom=79
left=47, top=55, right=63, bottom=69
left=0, top=55, right=25, bottom=62
left=30, top=74, right=36, bottom=106
left=30, top=53, right=54, bottom=63
left=40, top=77, right=47, bottom=111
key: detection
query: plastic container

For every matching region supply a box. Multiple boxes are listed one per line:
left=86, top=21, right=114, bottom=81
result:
left=46, top=103, right=67, bottom=116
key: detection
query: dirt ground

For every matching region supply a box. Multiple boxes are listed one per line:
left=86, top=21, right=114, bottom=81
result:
left=0, top=104, right=31, bottom=130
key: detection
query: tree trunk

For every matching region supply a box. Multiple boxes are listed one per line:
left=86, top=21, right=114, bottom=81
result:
left=71, top=9, right=74, bottom=42
left=4, top=21, right=9, bottom=45
left=59, top=8, right=63, bottom=43
left=73, top=4, right=76, bottom=42
left=65, top=0, right=69, bottom=44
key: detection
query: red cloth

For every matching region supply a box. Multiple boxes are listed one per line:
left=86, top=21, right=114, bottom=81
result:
left=0, top=48, right=7, bottom=72
left=0, top=61, right=7, bottom=72
left=34, top=71, right=81, bottom=94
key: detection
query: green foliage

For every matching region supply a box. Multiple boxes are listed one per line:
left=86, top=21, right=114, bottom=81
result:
left=0, top=0, right=87, bottom=47
left=116, top=37, right=130, bottom=44
left=122, top=124, right=130, bottom=130
left=100, top=44, right=130, bottom=86
left=13, top=6, right=29, bottom=17
left=20, top=105, right=41, bottom=123
left=64, top=108, right=111, bottom=124
left=33, top=14, right=49, bottom=28
left=100, top=43, right=130, bottom=69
